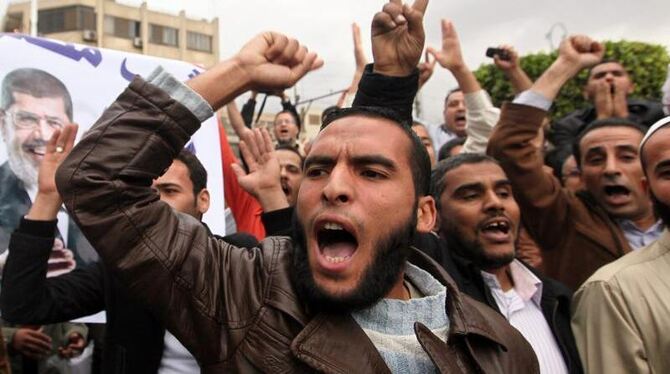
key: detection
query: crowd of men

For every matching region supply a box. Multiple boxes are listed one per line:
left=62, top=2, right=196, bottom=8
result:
left=0, top=0, right=668, bottom=373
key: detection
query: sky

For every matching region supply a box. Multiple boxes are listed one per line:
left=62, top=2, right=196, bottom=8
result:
left=11, top=0, right=670, bottom=124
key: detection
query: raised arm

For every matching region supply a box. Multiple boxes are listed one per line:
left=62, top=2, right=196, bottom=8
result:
left=428, top=19, right=500, bottom=154
left=493, top=44, right=533, bottom=94
left=487, top=35, right=604, bottom=250
left=338, top=23, right=369, bottom=108
left=55, top=32, right=321, bottom=364
left=352, top=0, right=427, bottom=121
left=226, top=99, right=253, bottom=139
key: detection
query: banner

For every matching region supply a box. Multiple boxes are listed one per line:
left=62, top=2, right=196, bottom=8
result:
left=0, top=34, right=225, bottom=322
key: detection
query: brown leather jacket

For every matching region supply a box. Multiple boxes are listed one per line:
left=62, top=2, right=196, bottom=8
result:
left=56, top=77, right=539, bottom=373
left=488, top=103, right=632, bottom=290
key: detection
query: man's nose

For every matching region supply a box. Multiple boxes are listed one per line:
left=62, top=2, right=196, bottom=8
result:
left=603, top=156, right=621, bottom=177
left=321, top=165, right=353, bottom=205
left=482, top=189, right=504, bottom=212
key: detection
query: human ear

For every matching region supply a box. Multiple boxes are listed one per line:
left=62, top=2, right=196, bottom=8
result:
left=197, top=188, right=210, bottom=215
left=415, top=195, right=437, bottom=233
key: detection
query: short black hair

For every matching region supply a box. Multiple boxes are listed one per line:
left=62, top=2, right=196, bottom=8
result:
left=586, top=59, right=627, bottom=80
left=321, top=105, right=340, bottom=123
left=275, top=143, right=305, bottom=167
left=438, top=137, right=466, bottom=161
left=430, top=153, right=499, bottom=208
left=176, top=149, right=207, bottom=196
left=1, top=68, right=73, bottom=120
left=545, top=145, right=574, bottom=180
left=445, top=88, right=462, bottom=102
left=572, top=117, right=646, bottom=166
left=321, top=106, right=430, bottom=197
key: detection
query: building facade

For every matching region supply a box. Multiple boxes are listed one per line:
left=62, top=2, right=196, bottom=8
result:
left=3, top=0, right=219, bottom=68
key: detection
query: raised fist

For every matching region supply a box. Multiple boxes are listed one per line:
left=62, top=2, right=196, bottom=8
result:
left=236, top=32, right=323, bottom=93
left=558, top=35, right=604, bottom=70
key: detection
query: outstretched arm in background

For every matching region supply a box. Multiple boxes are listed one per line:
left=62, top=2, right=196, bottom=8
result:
left=487, top=35, right=604, bottom=255
left=428, top=19, right=500, bottom=154
left=493, top=44, right=533, bottom=94
left=56, top=31, right=322, bottom=364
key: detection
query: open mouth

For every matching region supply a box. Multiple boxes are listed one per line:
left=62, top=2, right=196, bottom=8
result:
left=480, top=219, right=511, bottom=242
left=316, top=221, right=358, bottom=266
left=280, top=181, right=291, bottom=196
left=23, top=145, right=46, bottom=157
left=454, top=113, right=466, bottom=127
left=603, top=185, right=631, bottom=205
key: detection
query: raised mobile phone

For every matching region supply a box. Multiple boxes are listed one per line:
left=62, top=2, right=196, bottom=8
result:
left=486, top=47, right=511, bottom=61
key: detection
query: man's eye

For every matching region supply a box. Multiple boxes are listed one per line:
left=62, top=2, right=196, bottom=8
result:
left=47, top=119, right=64, bottom=129
left=361, top=169, right=385, bottom=179
left=17, top=113, right=39, bottom=124
left=497, top=190, right=511, bottom=198
left=586, top=156, right=603, bottom=165
left=306, top=168, right=327, bottom=178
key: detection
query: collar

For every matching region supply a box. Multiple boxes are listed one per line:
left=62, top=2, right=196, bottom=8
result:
left=480, top=260, right=543, bottom=306
left=617, top=218, right=664, bottom=235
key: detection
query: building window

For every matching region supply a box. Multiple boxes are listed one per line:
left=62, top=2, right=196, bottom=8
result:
left=38, top=6, right=95, bottom=34
left=308, top=114, right=320, bottom=126
left=3, top=12, right=23, bottom=33
left=187, top=31, right=212, bottom=52
left=149, top=24, right=178, bottom=47
left=103, top=16, right=140, bottom=39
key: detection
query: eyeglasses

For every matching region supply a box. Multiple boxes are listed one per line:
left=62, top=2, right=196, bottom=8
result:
left=275, top=118, right=296, bottom=126
left=2, top=109, right=65, bottom=131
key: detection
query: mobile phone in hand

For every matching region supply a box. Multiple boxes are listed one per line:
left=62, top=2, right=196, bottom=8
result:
left=486, top=47, right=511, bottom=61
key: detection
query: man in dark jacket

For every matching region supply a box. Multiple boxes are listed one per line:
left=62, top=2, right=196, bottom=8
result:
left=549, top=59, right=665, bottom=148
left=430, top=153, right=582, bottom=373
left=50, top=1, right=539, bottom=372
left=1, top=149, right=257, bottom=373
left=488, top=36, right=662, bottom=290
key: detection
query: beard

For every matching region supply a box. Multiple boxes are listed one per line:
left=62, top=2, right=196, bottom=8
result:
left=2, top=128, right=40, bottom=189
left=290, top=209, right=416, bottom=314
left=444, top=222, right=516, bottom=271
left=651, top=192, right=670, bottom=227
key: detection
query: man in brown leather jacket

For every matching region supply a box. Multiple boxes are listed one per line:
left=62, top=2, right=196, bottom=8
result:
left=53, top=1, right=538, bottom=372
left=488, top=36, right=661, bottom=290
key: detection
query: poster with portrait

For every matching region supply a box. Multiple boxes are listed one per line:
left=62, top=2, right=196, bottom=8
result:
left=0, top=33, right=225, bottom=321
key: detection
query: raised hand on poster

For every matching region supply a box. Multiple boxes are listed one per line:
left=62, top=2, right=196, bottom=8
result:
left=27, top=123, right=78, bottom=221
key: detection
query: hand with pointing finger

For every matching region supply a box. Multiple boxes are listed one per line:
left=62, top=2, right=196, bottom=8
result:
left=418, top=50, right=436, bottom=88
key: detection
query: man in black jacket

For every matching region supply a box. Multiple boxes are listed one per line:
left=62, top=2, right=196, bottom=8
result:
left=430, top=153, right=582, bottom=373
left=549, top=60, right=665, bottom=147
left=0, top=147, right=257, bottom=373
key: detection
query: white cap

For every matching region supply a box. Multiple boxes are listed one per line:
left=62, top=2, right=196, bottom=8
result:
left=640, top=116, right=670, bottom=153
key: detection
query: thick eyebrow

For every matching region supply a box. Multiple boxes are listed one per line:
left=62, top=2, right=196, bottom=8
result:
left=453, top=182, right=484, bottom=196
left=615, top=144, right=639, bottom=154
left=350, top=154, right=397, bottom=171
left=304, top=154, right=398, bottom=172
left=654, top=159, right=670, bottom=174
left=584, top=146, right=605, bottom=157
left=153, top=182, right=181, bottom=190
left=304, top=155, right=336, bottom=170
left=494, top=179, right=512, bottom=189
